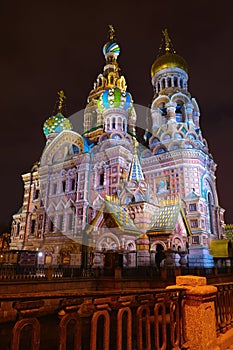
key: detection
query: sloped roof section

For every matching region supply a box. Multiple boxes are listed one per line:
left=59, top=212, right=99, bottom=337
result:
left=105, top=200, right=139, bottom=232
left=148, top=202, right=191, bottom=235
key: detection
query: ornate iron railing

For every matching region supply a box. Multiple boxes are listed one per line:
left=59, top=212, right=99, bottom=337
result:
left=215, top=282, right=233, bottom=335
left=0, top=289, right=187, bottom=350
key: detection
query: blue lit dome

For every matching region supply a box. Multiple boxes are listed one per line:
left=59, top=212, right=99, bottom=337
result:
left=103, top=41, right=120, bottom=57
left=98, top=87, right=132, bottom=112
left=43, top=112, right=73, bottom=137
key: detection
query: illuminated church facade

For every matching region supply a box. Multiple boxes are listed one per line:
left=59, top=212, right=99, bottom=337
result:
left=11, top=28, right=225, bottom=268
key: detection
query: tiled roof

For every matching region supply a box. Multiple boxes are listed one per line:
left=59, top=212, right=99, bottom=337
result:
left=105, top=201, right=139, bottom=232
left=149, top=203, right=181, bottom=232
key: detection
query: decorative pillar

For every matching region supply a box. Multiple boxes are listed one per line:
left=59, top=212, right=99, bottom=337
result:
left=165, top=101, right=177, bottom=124
left=167, top=275, right=219, bottom=350
left=186, top=102, right=194, bottom=124
left=136, top=234, right=150, bottom=266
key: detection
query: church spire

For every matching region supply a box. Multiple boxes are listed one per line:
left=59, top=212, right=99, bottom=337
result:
left=128, top=141, right=145, bottom=182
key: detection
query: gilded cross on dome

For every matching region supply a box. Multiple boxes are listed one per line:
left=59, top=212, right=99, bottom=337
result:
left=108, top=24, right=115, bottom=41
left=162, top=28, right=172, bottom=53
left=58, top=90, right=66, bottom=112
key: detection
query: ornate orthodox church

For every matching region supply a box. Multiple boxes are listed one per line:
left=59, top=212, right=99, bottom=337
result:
left=11, top=27, right=225, bottom=268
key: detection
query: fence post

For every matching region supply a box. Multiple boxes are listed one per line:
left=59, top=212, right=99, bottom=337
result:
left=167, top=275, right=219, bottom=350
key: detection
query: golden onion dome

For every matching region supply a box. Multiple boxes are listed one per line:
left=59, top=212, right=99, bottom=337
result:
left=151, top=29, right=188, bottom=77
left=151, top=52, right=188, bottom=77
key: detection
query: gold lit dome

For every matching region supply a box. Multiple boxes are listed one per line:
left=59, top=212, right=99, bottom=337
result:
left=151, top=29, right=188, bottom=77
left=151, top=52, right=188, bottom=77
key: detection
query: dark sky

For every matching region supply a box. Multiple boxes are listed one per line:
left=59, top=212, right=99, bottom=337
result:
left=0, top=0, right=233, bottom=232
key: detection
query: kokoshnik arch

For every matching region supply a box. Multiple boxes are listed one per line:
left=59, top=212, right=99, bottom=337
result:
left=11, top=26, right=225, bottom=268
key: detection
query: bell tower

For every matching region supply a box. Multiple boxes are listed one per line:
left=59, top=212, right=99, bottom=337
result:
left=144, top=29, right=225, bottom=267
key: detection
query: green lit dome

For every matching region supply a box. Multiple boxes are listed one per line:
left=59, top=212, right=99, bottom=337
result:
left=43, top=112, right=73, bottom=137
left=98, top=87, right=132, bottom=112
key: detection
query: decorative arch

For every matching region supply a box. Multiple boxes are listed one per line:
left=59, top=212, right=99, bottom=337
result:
left=202, top=176, right=218, bottom=206
left=161, top=133, right=171, bottom=142
left=11, top=318, right=40, bottom=350
left=141, top=149, right=152, bottom=158
left=171, top=235, right=185, bottom=251
left=117, top=307, right=132, bottom=350
left=171, top=92, right=190, bottom=104
left=149, top=136, right=160, bottom=148
left=181, top=139, right=196, bottom=149
left=96, top=233, right=120, bottom=251
left=153, top=146, right=167, bottom=155
left=110, top=131, right=124, bottom=140
left=151, top=95, right=170, bottom=110
left=59, top=313, right=81, bottom=350
left=125, top=240, right=136, bottom=251
left=151, top=241, right=167, bottom=251
left=40, top=130, right=84, bottom=167
left=90, top=310, right=110, bottom=350
left=169, top=143, right=180, bottom=151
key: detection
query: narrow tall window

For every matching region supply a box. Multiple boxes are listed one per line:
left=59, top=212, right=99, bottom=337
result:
left=34, top=189, right=39, bottom=199
left=99, top=173, right=104, bottom=186
left=68, top=213, right=73, bottom=231
left=71, top=179, right=75, bottom=191
left=62, top=180, right=66, bottom=192
left=31, top=219, right=36, bottom=234
left=58, top=215, right=63, bottom=231
left=49, top=217, right=54, bottom=232
left=53, top=183, right=57, bottom=195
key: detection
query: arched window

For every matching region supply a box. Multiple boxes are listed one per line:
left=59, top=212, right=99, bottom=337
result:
left=174, top=133, right=182, bottom=140
left=208, top=192, right=214, bottom=234
left=123, top=119, right=126, bottom=132
left=156, top=147, right=166, bottom=155
left=118, top=117, right=122, bottom=131
left=167, top=77, right=172, bottom=87
left=161, top=79, right=165, bottom=89
left=174, top=77, right=178, bottom=87
left=112, top=117, right=116, bottom=129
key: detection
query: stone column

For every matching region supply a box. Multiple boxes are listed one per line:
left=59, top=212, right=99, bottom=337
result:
left=186, top=102, right=194, bottom=124
left=165, top=101, right=177, bottom=124
left=167, top=275, right=219, bottom=350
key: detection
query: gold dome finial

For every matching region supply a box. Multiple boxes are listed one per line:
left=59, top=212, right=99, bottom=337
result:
left=108, top=24, right=115, bottom=41
left=162, top=28, right=173, bottom=53
left=57, top=90, right=66, bottom=113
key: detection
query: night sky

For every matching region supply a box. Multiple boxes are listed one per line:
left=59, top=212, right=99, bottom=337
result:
left=1, top=0, right=233, bottom=232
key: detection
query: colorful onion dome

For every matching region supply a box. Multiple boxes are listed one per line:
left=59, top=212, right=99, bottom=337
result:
left=103, top=41, right=120, bottom=56
left=43, top=112, right=73, bottom=137
left=98, top=87, right=132, bottom=112
left=151, top=52, right=188, bottom=77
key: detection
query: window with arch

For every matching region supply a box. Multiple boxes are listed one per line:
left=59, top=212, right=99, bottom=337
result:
left=188, top=133, right=196, bottom=141
left=112, top=117, right=116, bottom=129
left=174, top=133, right=183, bottom=140
left=155, top=147, right=166, bottom=155
left=150, top=137, right=160, bottom=147
left=162, top=133, right=171, bottom=141
left=208, top=192, right=215, bottom=234
left=167, top=77, right=172, bottom=87
left=161, top=78, right=165, bottom=89
left=174, top=76, right=178, bottom=87
left=123, top=119, right=126, bottom=132
left=107, top=118, right=110, bottom=130
left=117, top=117, right=122, bottom=130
